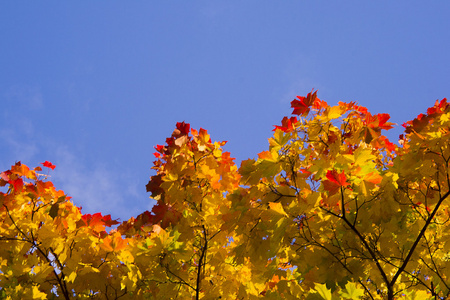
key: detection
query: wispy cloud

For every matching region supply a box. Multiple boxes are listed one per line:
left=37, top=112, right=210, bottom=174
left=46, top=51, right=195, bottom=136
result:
left=1, top=84, right=153, bottom=221
left=0, top=128, right=39, bottom=167
left=1, top=84, right=42, bottom=164
left=51, top=146, right=148, bottom=221
left=4, top=84, right=43, bottom=110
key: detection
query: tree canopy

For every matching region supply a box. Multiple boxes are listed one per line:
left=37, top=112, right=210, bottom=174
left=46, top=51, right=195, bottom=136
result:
left=1, top=91, right=450, bottom=299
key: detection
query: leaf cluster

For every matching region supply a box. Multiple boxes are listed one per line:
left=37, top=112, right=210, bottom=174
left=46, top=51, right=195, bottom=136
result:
left=1, top=94, right=450, bottom=300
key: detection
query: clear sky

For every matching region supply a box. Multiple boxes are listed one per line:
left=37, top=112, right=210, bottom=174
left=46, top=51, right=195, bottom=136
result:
left=1, top=2, right=449, bottom=222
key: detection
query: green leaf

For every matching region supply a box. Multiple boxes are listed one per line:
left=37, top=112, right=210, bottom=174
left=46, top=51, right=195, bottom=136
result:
left=49, top=203, right=59, bottom=219
left=56, top=195, right=66, bottom=203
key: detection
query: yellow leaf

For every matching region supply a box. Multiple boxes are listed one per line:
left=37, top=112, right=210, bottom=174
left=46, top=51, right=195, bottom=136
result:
left=67, top=271, right=77, bottom=283
left=269, top=202, right=288, bottom=217
left=313, top=283, right=332, bottom=300
left=340, top=282, right=364, bottom=299
left=31, top=286, right=47, bottom=299
left=403, top=290, right=432, bottom=300
left=327, top=105, right=343, bottom=120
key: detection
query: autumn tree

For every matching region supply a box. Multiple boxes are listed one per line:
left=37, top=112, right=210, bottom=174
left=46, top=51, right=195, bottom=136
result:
left=0, top=91, right=449, bottom=300
left=235, top=92, right=450, bottom=299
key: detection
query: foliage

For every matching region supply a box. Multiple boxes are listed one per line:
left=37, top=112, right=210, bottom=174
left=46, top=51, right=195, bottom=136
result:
left=1, top=92, right=450, bottom=299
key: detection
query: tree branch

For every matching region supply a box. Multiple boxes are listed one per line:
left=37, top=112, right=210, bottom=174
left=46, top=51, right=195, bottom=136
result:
left=390, top=190, right=450, bottom=290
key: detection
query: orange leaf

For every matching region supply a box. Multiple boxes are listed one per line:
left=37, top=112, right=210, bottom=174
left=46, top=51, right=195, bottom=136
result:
left=101, top=232, right=128, bottom=252
left=11, top=162, right=34, bottom=178
left=258, top=151, right=272, bottom=160
left=99, top=236, right=114, bottom=252
left=364, top=172, right=383, bottom=185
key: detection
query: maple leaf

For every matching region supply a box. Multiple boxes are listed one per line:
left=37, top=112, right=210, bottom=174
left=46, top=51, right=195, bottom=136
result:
left=403, top=113, right=429, bottom=134
left=362, top=112, right=394, bottom=143
left=172, top=121, right=190, bottom=137
left=375, top=135, right=396, bottom=152
left=192, top=127, right=213, bottom=152
left=102, top=214, right=120, bottom=227
left=146, top=174, right=164, bottom=198
left=41, top=161, right=56, bottom=170
left=327, top=131, right=339, bottom=144
left=121, top=210, right=154, bottom=233
left=323, top=170, right=350, bottom=195
left=291, top=89, right=320, bottom=116
left=151, top=202, right=182, bottom=228
left=312, top=97, right=328, bottom=110
left=375, top=113, right=394, bottom=130
left=326, top=169, right=350, bottom=187
left=273, top=116, right=298, bottom=133
left=9, top=178, right=24, bottom=191
left=427, top=98, right=448, bottom=115
left=80, top=213, right=104, bottom=231
left=403, top=98, right=449, bottom=134
left=78, top=212, right=118, bottom=232
left=100, top=232, right=128, bottom=252
left=363, top=172, right=383, bottom=184
left=11, top=162, right=36, bottom=179
left=154, top=144, right=167, bottom=158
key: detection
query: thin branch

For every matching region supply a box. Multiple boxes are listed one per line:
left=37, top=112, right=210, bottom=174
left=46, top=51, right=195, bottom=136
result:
left=390, top=190, right=450, bottom=289
left=195, top=225, right=208, bottom=300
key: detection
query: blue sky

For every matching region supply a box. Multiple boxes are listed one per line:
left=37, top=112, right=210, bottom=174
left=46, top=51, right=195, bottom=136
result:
left=1, top=2, right=449, bottom=222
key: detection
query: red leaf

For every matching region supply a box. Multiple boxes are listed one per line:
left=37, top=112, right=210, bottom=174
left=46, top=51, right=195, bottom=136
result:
left=326, top=170, right=349, bottom=187
left=373, top=136, right=396, bottom=152
left=41, top=161, right=56, bottom=170
left=403, top=99, right=448, bottom=134
left=175, top=121, right=190, bottom=136
left=298, top=168, right=312, bottom=178
left=102, top=214, right=120, bottom=227
left=365, top=113, right=394, bottom=130
left=323, top=170, right=350, bottom=196
left=404, top=113, right=429, bottom=134
left=10, top=178, right=24, bottom=191
left=291, top=90, right=320, bottom=116
left=150, top=202, right=182, bottom=228
left=375, top=114, right=393, bottom=130
left=427, top=98, right=448, bottom=115
left=79, top=212, right=118, bottom=232
left=154, top=145, right=165, bottom=157
left=146, top=174, right=164, bottom=198
left=273, top=116, right=298, bottom=132
left=363, top=113, right=394, bottom=142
